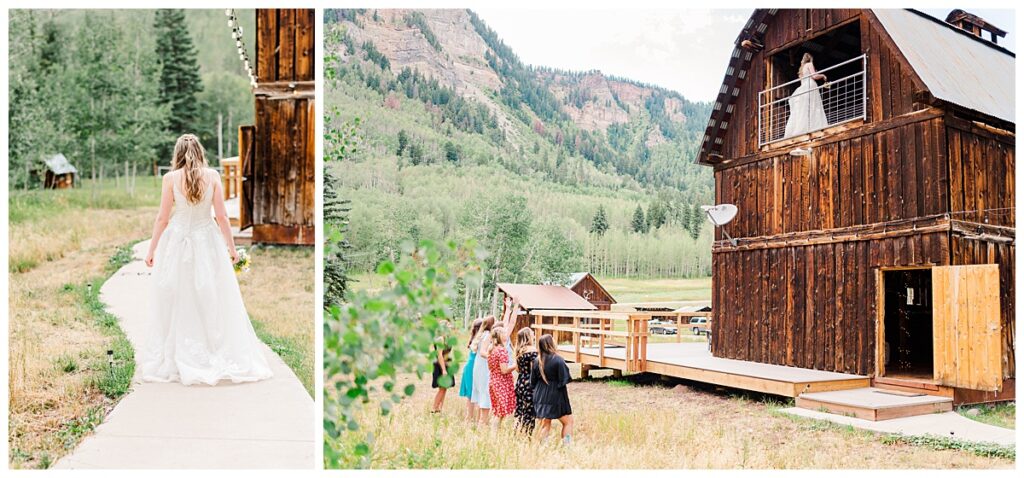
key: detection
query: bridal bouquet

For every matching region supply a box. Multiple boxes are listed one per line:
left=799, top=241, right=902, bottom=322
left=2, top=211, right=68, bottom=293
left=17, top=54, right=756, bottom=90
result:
left=234, top=247, right=251, bottom=275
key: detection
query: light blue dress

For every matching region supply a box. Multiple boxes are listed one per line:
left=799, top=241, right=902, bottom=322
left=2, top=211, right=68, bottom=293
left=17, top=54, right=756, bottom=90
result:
left=470, top=337, right=492, bottom=409
left=458, top=349, right=476, bottom=398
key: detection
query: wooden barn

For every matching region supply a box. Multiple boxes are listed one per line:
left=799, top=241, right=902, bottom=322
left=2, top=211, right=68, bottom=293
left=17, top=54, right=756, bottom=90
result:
left=238, top=8, right=315, bottom=245
left=566, top=272, right=617, bottom=310
left=41, top=153, right=77, bottom=189
left=696, top=9, right=1014, bottom=403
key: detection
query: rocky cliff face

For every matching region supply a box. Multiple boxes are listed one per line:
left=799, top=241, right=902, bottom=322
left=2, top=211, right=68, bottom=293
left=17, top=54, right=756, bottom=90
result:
left=336, top=8, right=696, bottom=142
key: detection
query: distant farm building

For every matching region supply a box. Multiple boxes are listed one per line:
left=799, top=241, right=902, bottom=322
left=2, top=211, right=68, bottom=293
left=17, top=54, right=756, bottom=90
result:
left=41, top=154, right=77, bottom=189
left=697, top=9, right=1014, bottom=403
left=565, top=272, right=616, bottom=310
left=238, top=8, right=315, bottom=245
left=497, top=283, right=596, bottom=340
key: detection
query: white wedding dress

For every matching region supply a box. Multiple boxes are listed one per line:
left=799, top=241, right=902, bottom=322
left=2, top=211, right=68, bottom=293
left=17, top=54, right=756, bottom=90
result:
left=141, top=169, right=273, bottom=385
left=784, top=63, right=829, bottom=139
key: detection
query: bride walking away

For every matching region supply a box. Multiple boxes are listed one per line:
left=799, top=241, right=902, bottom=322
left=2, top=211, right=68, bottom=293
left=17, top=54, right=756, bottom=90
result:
left=142, top=134, right=273, bottom=385
left=784, top=52, right=829, bottom=139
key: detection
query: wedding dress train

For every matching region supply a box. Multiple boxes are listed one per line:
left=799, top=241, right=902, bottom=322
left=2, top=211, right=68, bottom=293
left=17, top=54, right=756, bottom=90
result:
left=141, top=170, right=273, bottom=385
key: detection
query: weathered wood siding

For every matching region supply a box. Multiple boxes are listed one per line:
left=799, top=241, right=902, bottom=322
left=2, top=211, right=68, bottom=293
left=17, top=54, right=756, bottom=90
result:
left=249, top=9, right=316, bottom=245
left=712, top=233, right=950, bottom=375
left=716, top=115, right=948, bottom=239
left=571, top=275, right=616, bottom=311
left=947, top=119, right=1015, bottom=227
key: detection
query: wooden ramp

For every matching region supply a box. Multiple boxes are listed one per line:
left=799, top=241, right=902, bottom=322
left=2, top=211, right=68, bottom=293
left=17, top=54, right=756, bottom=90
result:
left=555, top=342, right=868, bottom=397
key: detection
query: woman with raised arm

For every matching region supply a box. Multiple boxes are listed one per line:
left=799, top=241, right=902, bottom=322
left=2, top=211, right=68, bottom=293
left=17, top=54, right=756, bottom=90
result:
left=784, top=52, right=830, bottom=139
left=141, top=134, right=273, bottom=385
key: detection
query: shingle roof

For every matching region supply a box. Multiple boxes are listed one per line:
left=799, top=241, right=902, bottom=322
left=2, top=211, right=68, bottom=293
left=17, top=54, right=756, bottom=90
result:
left=497, top=283, right=597, bottom=311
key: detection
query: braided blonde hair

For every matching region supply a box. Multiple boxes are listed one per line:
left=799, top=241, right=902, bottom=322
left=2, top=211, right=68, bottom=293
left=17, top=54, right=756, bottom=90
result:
left=171, top=134, right=208, bottom=204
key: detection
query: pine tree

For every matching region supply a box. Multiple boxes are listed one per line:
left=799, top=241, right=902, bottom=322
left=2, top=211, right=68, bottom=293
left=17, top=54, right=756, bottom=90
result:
left=396, top=129, right=408, bottom=156
left=323, top=168, right=352, bottom=306
left=589, top=205, right=609, bottom=236
left=154, top=9, right=204, bottom=163
left=648, top=201, right=667, bottom=230
left=444, top=141, right=459, bottom=162
left=631, top=205, right=647, bottom=234
left=688, top=204, right=703, bottom=240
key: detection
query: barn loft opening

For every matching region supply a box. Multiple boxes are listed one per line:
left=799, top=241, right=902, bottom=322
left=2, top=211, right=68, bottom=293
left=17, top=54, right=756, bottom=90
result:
left=882, top=269, right=933, bottom=380
left=759, top=21, right=866, bottom=145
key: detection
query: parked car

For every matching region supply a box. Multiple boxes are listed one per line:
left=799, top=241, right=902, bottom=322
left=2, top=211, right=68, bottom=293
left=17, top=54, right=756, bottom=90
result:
left=689, top=317, right=710, bottom=335
left=649, top=320, right=678, bottom=335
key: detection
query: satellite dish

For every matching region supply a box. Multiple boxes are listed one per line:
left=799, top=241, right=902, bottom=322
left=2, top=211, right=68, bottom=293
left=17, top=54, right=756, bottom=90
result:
left=701, top=204, right=738, bottom=226
left=702, top=204, right=739, bottom=246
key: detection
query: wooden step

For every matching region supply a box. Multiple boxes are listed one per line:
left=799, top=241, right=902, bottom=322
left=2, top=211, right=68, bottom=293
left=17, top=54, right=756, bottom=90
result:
left=796, top=387, right=952, bottom=421
left=233, top=226, right=253, bottom=246
left=873, top=376, right=954, bottom=398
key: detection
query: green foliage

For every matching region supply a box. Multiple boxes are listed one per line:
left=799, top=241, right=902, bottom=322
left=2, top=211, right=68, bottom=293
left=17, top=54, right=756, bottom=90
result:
left=323, top=240, right=483, bottom=468
left=55, top=407, right=104, bottom=451
left=324, top=167, right=352, bottom=307
left=82, top=264, right=135, bottom=398
left=631, top=205, right=648, bottom=234
left=396, top=129, right=409, bottom=156
left=443, top=141, right=460, bottom=163
left=880, top=434, right=1015, bottom=460
left=590, top=205, right=610, bottom=236
left=8, top=10, right=251, bottom=188
left=154, top=9, right=205, bottom=162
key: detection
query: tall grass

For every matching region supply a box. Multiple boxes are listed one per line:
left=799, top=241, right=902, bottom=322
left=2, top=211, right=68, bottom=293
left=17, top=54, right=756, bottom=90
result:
left=333, top=372, right=1014, bottom=469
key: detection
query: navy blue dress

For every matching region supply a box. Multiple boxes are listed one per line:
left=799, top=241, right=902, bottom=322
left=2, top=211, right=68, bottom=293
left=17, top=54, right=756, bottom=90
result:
left=530, top=353, right=572, bottom=419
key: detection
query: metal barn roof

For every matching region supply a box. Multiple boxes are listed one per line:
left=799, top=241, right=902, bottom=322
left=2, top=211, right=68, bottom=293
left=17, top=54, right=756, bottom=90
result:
left=44, top=154, right=77, bottom=175
left=497, top=283, right=597, bottom=311
left=875, top=9, right=1015, bottom=124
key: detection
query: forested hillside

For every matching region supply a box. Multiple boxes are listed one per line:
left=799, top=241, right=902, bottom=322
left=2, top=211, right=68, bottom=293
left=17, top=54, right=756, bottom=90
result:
left=7, top=9, right=255, bottom=188
left=325, top=8, right=715, bottom=311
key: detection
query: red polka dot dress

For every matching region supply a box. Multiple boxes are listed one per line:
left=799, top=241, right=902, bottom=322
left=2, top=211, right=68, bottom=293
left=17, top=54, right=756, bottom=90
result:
left=488, top=344, right=516, bottom=418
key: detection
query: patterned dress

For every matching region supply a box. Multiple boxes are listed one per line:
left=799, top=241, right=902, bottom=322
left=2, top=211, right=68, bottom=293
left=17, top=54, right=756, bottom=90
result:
left=514, top=350, right=537, bottom=433
left=487, top=345, right=516, bottom=418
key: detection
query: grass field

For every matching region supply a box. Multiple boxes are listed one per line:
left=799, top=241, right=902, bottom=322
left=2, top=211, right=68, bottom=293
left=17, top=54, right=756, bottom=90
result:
left=8, top=178, right=313, bottom=467
left=600, top=276, right=712, bottom=304
left=957, top=403, right=1015, bottom=430
left=335, top=368, right=1013, bottom=469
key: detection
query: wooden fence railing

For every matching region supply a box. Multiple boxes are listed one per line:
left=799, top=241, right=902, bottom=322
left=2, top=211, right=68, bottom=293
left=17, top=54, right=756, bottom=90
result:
left=529, top=310, right=712, bottom=373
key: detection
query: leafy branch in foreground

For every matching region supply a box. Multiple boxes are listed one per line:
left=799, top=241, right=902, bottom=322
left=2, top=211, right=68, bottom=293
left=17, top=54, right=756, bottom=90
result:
left=323, top=239, right=484, bottom=468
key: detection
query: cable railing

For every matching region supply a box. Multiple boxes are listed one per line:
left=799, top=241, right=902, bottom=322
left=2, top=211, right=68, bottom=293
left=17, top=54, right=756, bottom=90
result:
left=759, top=54, right=867, bottom=146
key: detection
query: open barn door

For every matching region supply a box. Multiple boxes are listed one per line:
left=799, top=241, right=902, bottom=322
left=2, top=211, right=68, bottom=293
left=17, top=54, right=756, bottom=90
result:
left=238, top=125, right=255, bottom=231
left=932, top=265, right=1002, bottom=391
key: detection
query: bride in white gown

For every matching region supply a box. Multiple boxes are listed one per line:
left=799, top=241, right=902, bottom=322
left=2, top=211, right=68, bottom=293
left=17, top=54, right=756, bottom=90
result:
left=784, top=53, right=829, bottom=139
left=141, top=134, right=273, bottom=385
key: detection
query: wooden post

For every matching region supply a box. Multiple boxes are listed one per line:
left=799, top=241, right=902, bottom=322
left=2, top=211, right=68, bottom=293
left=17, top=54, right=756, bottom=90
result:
left=580, top=364, right=591, bottom=379
left=218, top=113, right=224, bottom=161
left=599, top=317, right=606, bottom=367
left=573, top=316, right=581, bottom=365
left=612, top=369, right=623, bottom=379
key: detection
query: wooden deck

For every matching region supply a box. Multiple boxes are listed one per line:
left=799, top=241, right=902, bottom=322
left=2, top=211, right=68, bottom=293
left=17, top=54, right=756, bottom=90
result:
left=531, top=309, right=868, bottom=398
left=557, top=342, right=869, bottom=397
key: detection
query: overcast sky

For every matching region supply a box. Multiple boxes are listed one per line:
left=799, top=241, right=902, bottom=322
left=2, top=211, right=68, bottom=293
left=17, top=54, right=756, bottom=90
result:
left=475, top=8, right=1015, bottom=102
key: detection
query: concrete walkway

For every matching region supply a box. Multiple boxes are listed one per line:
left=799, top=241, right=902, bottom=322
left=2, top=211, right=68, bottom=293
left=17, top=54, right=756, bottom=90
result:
left=55, top=241, right=314, bottom=469
left=781, top=407, right=1016, bottom=447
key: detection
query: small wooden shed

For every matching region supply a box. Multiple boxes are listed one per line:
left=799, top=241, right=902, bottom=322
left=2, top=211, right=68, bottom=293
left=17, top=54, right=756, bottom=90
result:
left=697, top=9, right=1014, bottom=404
left=566, top=272, right=617, bottom=310
left=42, top=154, right=77, bottom=189
left=238, top=8, right=315, bottom=245
left=497, top=283, right=597, bottom=339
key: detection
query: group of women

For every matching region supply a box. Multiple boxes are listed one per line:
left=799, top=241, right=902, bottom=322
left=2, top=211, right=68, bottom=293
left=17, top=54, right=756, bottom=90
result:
left=431, top=298, right=574, bottom=444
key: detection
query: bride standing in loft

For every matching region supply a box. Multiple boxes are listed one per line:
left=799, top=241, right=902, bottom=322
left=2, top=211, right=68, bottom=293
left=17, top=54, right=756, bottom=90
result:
left=784, top=52, right=830, bottom=139
left=141, top=134, right=273, bottom=385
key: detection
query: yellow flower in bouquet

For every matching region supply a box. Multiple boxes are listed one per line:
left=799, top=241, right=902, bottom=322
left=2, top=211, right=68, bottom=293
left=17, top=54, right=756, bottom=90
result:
left=234, top=247, right=251, bottom=276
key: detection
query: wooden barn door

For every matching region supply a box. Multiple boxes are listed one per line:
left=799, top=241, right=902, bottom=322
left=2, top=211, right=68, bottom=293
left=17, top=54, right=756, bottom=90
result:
left=932, top=264, right=1002, bottom=391
left=238, top=125, right=255, bottom=230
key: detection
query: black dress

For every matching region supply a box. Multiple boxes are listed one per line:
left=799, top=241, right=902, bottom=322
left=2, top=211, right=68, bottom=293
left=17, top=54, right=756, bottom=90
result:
left=531, top=353, right=572, bottom=419
left=431, top=345, right=454, bottom=389
left=514, top=351, right=538, bottom=433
